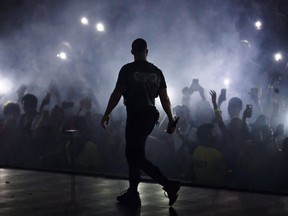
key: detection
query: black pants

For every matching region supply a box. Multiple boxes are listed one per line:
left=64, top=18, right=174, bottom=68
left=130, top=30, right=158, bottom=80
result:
left=125, top=106, right=169, bottom=191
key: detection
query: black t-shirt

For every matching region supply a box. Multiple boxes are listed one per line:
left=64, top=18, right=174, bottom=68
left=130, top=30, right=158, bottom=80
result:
left=116, top=60, right=167, bottom=109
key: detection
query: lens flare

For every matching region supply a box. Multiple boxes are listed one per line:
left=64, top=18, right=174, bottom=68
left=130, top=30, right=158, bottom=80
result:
left=0, top=78, right=13, bottom=94
left=57, top=52, right=67, bottom=60
left=274, top=52, right=283, bottom=62
left=224, top=79, right=230, bottom=88
left=254, top=20, right=262, bottom=30
left=80, top=17, right=89, bottom=25
left=96, top=22, right=105, bottom=32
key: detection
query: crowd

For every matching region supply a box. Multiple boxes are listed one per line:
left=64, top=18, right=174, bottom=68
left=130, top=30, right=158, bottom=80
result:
left=0, top=70, right=288, bottom=194
left=0, top=83, right=105, bottom=175
left=149, top=77, right=288, bottom=192
left=0, top=0, right=288, bottom=194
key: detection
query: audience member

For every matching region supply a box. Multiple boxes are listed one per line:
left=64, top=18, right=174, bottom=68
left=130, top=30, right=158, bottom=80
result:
left=191, top=124, right=227, bottom=186
left=0, top=101, right=21, bottom=164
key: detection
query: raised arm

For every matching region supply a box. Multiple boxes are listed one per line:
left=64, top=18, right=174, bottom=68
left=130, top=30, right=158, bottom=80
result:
left=209, top=90, right=229, bottom=141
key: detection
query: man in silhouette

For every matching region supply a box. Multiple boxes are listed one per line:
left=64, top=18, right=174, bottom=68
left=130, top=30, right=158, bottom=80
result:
left=101, top=38, right=180, bottom=206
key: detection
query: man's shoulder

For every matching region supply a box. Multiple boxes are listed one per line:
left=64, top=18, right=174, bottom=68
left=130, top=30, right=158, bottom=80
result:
left=120, top=61, right=161, bottom=72
left=120, top=62, right=133, bottom=70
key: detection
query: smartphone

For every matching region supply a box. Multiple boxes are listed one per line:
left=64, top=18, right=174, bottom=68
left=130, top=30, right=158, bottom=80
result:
left=246, top=104, right=253, bottom=118
left=220, top=88, right=226, bottom=100
left=192, top=79, right=199, bottom=85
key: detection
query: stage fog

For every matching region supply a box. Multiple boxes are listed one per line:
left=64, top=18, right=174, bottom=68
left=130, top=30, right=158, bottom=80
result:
left=0, top=0, right=288, bottom=193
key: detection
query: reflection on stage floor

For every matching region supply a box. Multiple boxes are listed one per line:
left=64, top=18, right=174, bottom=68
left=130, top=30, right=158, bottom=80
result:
left=0, top=168, right=287, bottom=216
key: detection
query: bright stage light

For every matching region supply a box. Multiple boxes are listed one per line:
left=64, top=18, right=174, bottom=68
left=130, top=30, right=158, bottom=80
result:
left=254, top=20, right=262, bottom=30
left=224, top=79, right=230, bottom=88
left=81, top=17, right=89, bottom=25
left=96, top=22, right=105, bottom=32
left=0, top=78, right=13, bottom=94
left=57, top=52, right=67, bottom=60
left=274, top=52, right=283, bottom=62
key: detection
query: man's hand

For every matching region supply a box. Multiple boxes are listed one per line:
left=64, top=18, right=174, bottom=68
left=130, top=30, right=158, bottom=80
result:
left=166, top=117, right=179, bottom=134
left=101, top=115, right=110, bottom=129
left=209, top=90, right=217, bottom=105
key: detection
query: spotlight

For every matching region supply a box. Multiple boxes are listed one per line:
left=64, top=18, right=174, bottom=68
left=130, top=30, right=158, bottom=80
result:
left=274, top=52, right=283, bottom=62
left=95, top=22, right=105, bottom=32
left=57, top=52, right=67, bottom=60
left=254, top=20, right=262, bottom=30
left=224, top=79, right=230, bottom=88
left=80, top=17, right=89, bottom=25
left=0, top=78, right=12, bottom=94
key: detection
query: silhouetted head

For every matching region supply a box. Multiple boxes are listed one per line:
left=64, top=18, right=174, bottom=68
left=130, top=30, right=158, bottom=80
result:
left=195, top=100, right=214, bottom=126
left=50, top=105, right=64, bottom=126
left=173, top=105, right=190, bottom=119
left=131, top=38, right=148, bottom=59
left=250, top=114, right=273, bottom=145
left=251, top=114, right=269, bottom=127
left=228, top=97, right=243, bottom=118
left=21, top=93, right=38, bottom=114
left=3, top=101, right=20, bottom=118
left=196, top=123, right=217, bottom=145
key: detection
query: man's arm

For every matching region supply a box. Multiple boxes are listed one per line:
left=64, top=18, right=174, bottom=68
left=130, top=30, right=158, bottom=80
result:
left=101, top=85, right=124, bottom=128
left=159, top=88, right=176, bottom=134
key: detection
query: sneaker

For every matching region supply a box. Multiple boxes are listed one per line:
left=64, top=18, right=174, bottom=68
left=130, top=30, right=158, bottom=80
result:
left=163, top=181, right=180, bottom=206
left=116, top=190, right=141, bottom=206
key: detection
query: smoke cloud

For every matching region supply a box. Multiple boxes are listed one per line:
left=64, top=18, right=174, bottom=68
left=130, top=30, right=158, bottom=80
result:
left=0, top=0, right=286, bottom=118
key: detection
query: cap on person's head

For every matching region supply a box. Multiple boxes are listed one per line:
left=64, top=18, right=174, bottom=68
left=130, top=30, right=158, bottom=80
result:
left=132, top=38, right=147, bottom=53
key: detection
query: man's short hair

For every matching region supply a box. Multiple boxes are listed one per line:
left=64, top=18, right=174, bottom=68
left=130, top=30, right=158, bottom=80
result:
left=132, top=38, right=147, bottom=53
left=3, top=101, right=20, bottom=117
left=197, top=123, right=215, bottom=142
left=21, top=93, right=38, bottom=107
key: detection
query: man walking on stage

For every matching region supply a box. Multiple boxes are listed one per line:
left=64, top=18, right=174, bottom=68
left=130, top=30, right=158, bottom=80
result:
left=101, top=38, right=180, bottom=206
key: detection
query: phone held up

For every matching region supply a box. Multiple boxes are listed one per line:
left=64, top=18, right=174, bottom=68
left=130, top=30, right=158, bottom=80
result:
left=246, top=104, right=253, bottom=118
left=220, top=88, right=226, bottom=101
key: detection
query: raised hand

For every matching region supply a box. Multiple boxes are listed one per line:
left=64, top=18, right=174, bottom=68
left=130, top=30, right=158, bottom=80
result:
left=209, top=90, right=217, bottom=105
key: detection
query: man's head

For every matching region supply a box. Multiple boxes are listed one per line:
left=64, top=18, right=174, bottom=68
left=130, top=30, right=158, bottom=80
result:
left=21, top=93, right=38, bottom=114
left=197, top=123, right=217, bottom=145
left=131, top=38, right=148, bottom=59
left=228, top=97, right=243, bottom=118
left=3, top=101, right=20, bottom=118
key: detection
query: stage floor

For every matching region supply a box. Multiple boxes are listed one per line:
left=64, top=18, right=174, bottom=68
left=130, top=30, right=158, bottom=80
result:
left=0, top=168, right=288, bottom=216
